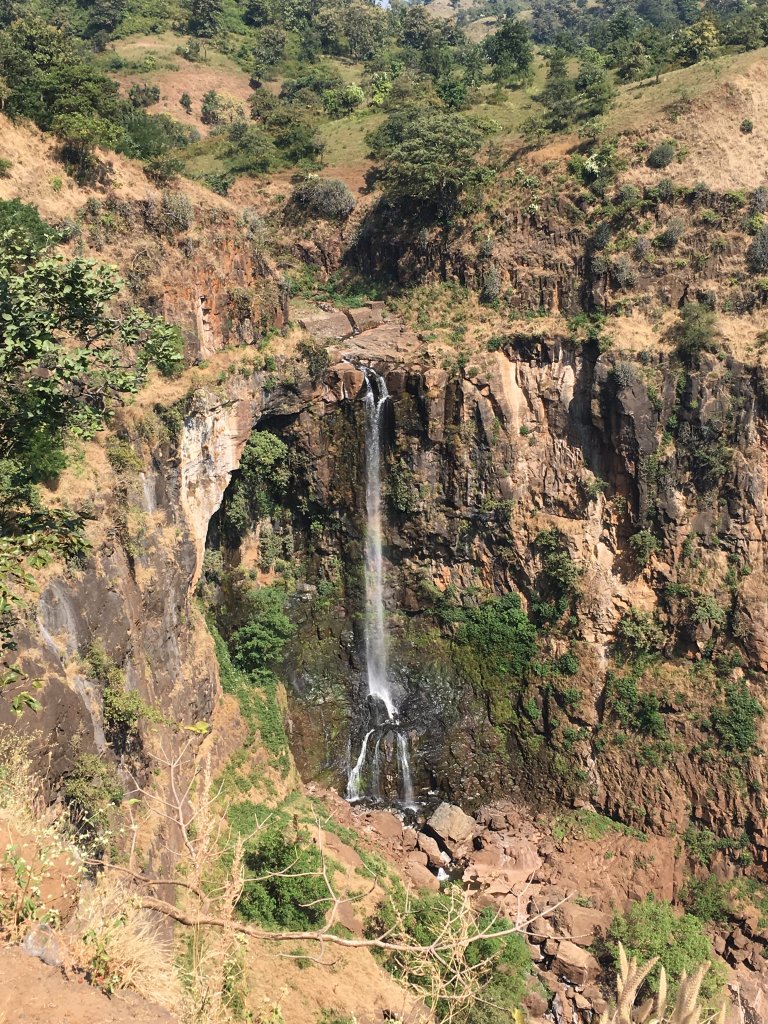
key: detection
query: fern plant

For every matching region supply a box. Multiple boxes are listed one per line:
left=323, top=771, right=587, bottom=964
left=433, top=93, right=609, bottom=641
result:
left=602, top=943, right=727, bottom=1024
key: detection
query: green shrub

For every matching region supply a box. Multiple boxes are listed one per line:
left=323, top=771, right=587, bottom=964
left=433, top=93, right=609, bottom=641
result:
left=607, top=673, right=665, bottom=737
left=452, top=593, right=537, bottom=677
left=222, top=430, right=290, bottom=535
left=609, top=895, right=725, bottom=999
left=740, top=118, right=754, bottom=134
left=747, top=225, right=768, bottom=274
left=0, top=198, right=56, bottom=249
left=629, top=529, right=658, bottom=567
left=370, top=886, right=532, bottom=1024
left=711, top=681, right=762, bottom=753
left=63, top=753, right=123, bottom=839
left=106, top=437, right=143, bottom=473
left=673, top=303, right=718, bottom=357
left=681, top=876, right=731, bottom=923
left=0, top=158, right=11, bottom=178
left=616, top=610, right=665, bottom=656
left=290, top=177, right=356, bottom=221
left=229, top=802, right=328, bottom=930
left=531, top=529, right=582, bottom=623
left=647, top=140, right=677, bottom=169
left=297, top=339, right=331, bottom=382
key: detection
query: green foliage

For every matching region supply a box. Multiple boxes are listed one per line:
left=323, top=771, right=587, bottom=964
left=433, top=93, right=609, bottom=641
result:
left=370, top=111, right=493, bottom=224
left=452, top=593, right=537, bottom=678
left=609, top=895, right=725, bottom=999
left=371, top=886, right=532, bottom=1024
left=683, top=823, right=752, bottom=868
left=388, top=457, right=420, bottom=515
left=229, top=801, right=327, bottom=930
left=629, top=529, right=659, bottom=568
left=290, top=177, right=356, bottom=221
left=681, top=876, right=731, bottom=923
left=673, top=303, right=719, bottom=358
left=0, top=200, right=56, bottom=249
left=222, top=430, right=290, bottom=536
left=208, top=618, right=289, bottom=766
left=747, top=225, right=768, bottom=275
left=63, top=753, right=123, bottom=839
left=106, top=438, right=143, bottom=474
left=647, top=140, right=677, bottom=169
left=297, top=339, right=331, bottom=382
left=86, top=642, right=163, bottom=750
left=710, top=681, right=762, bottom=754
left=483, top=16, right=533, bottom=84
left=229, top=586, right=296, bottom=675
left=531, top=530, right=581, bottom=625
left=552, top=808, right=645, bottom=843
left=606, top=672, right=666, bottom=737
left=616, top=610, right=665, bottom=657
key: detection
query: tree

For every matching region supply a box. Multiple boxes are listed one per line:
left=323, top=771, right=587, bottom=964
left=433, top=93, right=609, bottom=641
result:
left=52, top=111, right=123, bottom=182
left=675, top=18, right=719, bottom=65
left=374, top=112, right=493, bottom=222
left=188, top=0, right=223, bottom=37
left=575, top=47, right=616, bottom=119
left=0, top=228, right=183, bottom=501
left=484, top=16, right=534, bottom=85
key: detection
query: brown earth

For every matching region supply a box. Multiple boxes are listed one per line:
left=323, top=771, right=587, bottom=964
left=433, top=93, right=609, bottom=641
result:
left=0, top=946, right=177, bottom=1024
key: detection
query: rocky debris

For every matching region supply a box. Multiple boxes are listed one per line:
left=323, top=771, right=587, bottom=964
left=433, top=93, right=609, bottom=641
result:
left=426, top=802, right=477, bottom=860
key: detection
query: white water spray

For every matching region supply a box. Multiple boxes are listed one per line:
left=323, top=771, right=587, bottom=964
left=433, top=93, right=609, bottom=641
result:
left=346, top=369, right=415, bottom=805
left=346, top=729, right=374, bottom=801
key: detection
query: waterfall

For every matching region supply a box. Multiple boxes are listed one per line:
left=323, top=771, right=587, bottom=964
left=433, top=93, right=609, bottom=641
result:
left=346, top=729, right=373, bottom=801
left=346, top=368, right=416, bottom=807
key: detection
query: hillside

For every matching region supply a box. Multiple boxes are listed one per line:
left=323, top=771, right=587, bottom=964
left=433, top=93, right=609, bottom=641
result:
left=3, top=2, right=768, bottom=1024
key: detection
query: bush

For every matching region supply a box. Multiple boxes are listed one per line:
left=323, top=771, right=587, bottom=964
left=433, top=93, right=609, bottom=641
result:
left=681, top=876, right=731, bottom=922
left=609, top=896, right=725, bottom=999
left=616, top=610, right=665, bottom=656
left=711, top=681, right=762, bottom=753
left=607, top=674, right=665, bottom=737
left=452, top=593, right=537, bottom=677
left=229, top=585, right=295, bottom=674
left=297, top=339, right=330, bottom=381
left=647, top=140, right=677, bottom=169
left=290, top=177, right=356, bottom=221
left=747, top=224, right=768, bottom=274
left=63, top=754, right=123, bottom=838
left=371, top=886, right=532, bottom=1024
left=106, top=438, right=143, bottom=473
left=656, top=216, right=685, bottom=250
left=629, top=529, right=658, bottom=567
left=143, top=192, right=193, bottom=235
left=674, top=303, right=718, bottom=357
left=0, top=198, right=56, bottom=248
left=740, top=118, right=754, bottom=134
left=229, top=802, right=327, bottom=930
left=0, top=158, right=11, bottom=177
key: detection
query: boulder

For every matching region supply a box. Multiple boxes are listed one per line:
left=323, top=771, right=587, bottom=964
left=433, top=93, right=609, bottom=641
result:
left=298, top=310, right=353, bottom=340
left=551, top=940, right=600, bottom=987
left=404, top=854, right=439, bottom=892
left=554, top=903, right=611, bottom=947
left=368, top=810, right=404, bottom=843
left=346, top=304, right=385, bottom=333
left=417, top=833, right=450, bottom=870
left=427, top=802, right=476, bottom=859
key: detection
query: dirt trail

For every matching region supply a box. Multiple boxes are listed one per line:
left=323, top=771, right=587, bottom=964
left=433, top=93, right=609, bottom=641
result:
left=0, top=947, right=177, bottom=1024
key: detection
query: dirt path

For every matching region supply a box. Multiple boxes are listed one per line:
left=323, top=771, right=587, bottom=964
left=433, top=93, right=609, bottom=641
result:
left=0, top=947, right=177, bottom=1024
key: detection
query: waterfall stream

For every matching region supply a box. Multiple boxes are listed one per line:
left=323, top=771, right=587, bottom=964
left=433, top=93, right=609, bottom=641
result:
left=346, top=368, right=416, bottom=806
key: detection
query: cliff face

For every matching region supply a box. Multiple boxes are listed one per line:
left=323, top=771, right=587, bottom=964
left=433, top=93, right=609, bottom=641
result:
left=192, top=321, right=768, bottom=860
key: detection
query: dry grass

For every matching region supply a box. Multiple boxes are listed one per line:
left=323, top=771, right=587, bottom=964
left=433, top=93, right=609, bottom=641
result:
left=72, top=875, right=183, bottom=1011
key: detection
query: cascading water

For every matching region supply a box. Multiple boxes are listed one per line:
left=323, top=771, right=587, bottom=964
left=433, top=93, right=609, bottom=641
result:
left=346, top=368, right=416, bottom=806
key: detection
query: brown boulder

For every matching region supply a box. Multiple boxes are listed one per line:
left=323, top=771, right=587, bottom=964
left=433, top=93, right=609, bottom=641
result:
left=551, top=940, right=600, bottom=987
left=404, top=854, right=439, bottom=892
left=299, top=310, right=353, bottom=340
left=427, top=803, right=476, bottom=859
left=554, top=903, right=611, bottom=947
left=417, top=833, right=450, bottom=870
